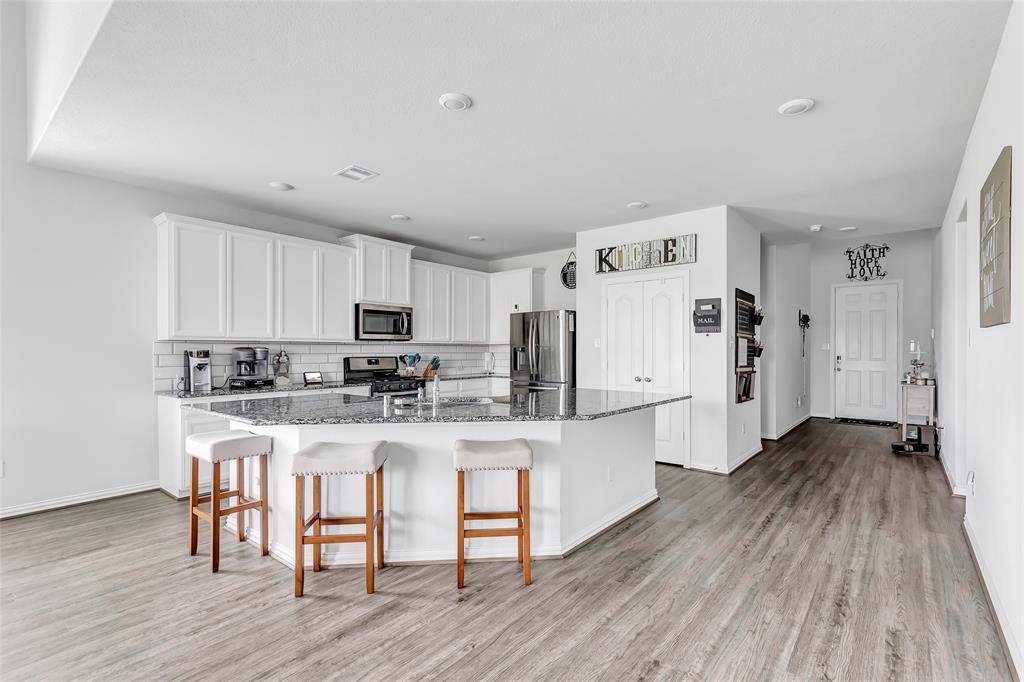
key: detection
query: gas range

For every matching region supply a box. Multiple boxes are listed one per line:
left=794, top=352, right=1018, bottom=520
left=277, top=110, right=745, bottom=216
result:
left=343, top=356, right=424, bottom=396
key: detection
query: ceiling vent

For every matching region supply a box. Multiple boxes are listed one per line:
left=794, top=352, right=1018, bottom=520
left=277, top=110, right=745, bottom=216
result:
left=334, top=165, right=380, bottom=182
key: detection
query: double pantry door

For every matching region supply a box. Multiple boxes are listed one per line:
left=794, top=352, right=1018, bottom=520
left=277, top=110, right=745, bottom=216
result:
left=605, top=276, right=690, bottom=466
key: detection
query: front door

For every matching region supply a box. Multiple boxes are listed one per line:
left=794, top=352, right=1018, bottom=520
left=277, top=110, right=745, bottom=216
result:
left=834, top=283, right=899, bottom=421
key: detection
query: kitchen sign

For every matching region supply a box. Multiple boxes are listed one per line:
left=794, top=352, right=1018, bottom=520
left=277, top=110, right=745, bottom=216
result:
left=845, top=243, right=890, bottom=281
left=595, top=234, right=696, bottom=274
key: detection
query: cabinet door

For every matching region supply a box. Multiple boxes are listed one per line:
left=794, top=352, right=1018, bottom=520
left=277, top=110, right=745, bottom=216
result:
left=360, top=240, right=388, bottom=303
left=277, top=240, right=319, bottom=340
left=171, top=221, right=226, bottom=338
left=411, top=261, right=433, bottom=341
left=467, top=272, right=488, bottom=342
left=459, top=379, right=489, bottom=397
left=488, top=272, right=512, bottom=343
left=429, top=266, right=451, bottom=341
left=319, top=246, right=356, bottom=340
left=387, top=246, right=411, bottom=305
left=226, top=231, right=275, bottom=339
left=451, top=270, right=470, bottom=342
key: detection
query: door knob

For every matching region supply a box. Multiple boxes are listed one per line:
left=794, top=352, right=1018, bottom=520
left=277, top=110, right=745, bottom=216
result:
left=634, top=376, right=641, bottom=382
left=644, top=377, right=652, bottom=382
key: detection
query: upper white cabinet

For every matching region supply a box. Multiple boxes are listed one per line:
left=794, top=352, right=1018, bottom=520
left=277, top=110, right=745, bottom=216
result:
left=451, top=268, right=488, bottom=343
left=412, top=260, right=452, bottom=342
left=319, top=246, right=357, bottom=341
left=276, top=239, right=319, bottom=340
left=277, top=237, right=358, bottom=342
left=226, top=231, right=275, bottom=339
left=488, top=268, right=540, bottom=343
left=155, top=214, right=355, bottom=342
left=339, top=234, right=413, bottom=306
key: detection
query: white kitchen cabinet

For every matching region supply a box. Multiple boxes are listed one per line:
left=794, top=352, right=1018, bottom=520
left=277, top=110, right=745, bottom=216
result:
left=227, top=230, right=275, bottom=339
left=488, top=268, right=540, bottom=343
left=412, top=260, right=452, bottom=342
left=339, top=234, right=413, bottom=305
left=319, top=245, right=357, bottom=341
left=451, top=268, right=488, bottom=343
left=156, top=215, right=227, bottom=339
left=276, top=239, right=320, bottom=340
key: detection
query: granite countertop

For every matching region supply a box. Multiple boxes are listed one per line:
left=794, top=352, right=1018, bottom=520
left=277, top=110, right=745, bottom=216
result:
left=187, top=388, right=690, bottom=425
left=156, top=373, right=510, bottom=400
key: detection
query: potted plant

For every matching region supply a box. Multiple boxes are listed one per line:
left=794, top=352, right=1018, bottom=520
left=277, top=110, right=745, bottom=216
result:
left=752, top=338, right=764, bottom=357
left=753, top=306, right=765, bottom=326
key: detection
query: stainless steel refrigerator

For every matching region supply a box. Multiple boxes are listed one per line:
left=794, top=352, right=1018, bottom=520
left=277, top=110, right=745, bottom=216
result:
left=510, top=310, right=576, bottom=390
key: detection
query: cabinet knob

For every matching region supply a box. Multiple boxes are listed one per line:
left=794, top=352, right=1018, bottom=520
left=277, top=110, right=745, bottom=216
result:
left=644, top=377, right=652, bottom=382
left=634, top=376, right=641, bottom=382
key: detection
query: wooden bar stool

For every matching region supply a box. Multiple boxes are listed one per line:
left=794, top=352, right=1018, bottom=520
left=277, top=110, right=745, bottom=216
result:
left=454, top=438, right=533, bottom=588
left=292, top=440, right=388, bottom=596
left=186, top=430, right=271, bottom=572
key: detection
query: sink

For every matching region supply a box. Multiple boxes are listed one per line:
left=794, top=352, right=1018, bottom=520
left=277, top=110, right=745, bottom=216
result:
left=442, top=397, right=494, bottom=404
left=390, top=396, right=495, bottom=407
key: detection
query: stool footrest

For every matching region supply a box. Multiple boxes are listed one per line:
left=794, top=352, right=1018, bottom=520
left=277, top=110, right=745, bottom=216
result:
left=220, top=499, right=262, bottom=516
left=302, top=533, right=367, bottom=545
left=195, top=490, right=240, bottom=505
left=465, top=528, right=523, bottom=539
left=465, top=511, right=519, bottom=520
left=320, top=516, right=367, bottom=526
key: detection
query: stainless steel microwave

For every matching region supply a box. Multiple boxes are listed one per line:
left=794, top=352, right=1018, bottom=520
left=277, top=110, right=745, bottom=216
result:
left=356, top=303, right=413, bottom=341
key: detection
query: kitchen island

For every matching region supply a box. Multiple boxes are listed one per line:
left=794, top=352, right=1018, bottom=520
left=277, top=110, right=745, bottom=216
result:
left=189, top=389, right=690, bottom=569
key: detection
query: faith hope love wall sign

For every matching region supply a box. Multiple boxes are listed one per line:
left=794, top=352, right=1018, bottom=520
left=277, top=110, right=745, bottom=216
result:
left=595, top=234, right=697, bottom=274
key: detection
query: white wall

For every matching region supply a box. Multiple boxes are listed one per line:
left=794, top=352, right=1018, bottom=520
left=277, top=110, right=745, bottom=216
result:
left=808, top=228, right=937, bottom=417
left=725, top=208, right=762, bottom=467
left=760, top=242, right=811, bottom=439
left=576, top=206, right=738, bottom=473
left=489, top=247, right=577, bottom=311
left=936, top=1, right=1022, bottom=672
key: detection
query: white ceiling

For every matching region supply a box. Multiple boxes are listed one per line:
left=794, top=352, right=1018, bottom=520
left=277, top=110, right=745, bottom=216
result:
left=29, top=1, right=1010, bottom=257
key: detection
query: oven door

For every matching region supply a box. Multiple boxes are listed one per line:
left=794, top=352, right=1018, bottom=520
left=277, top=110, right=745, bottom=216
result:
left=356, top=303, right=413, bottom=340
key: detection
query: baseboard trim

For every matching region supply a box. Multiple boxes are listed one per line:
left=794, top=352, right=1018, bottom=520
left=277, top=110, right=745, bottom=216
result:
left=560, top=490, right=660, bottom=556
left=727, top=444, right=763, bottom=474
left=963, top=518, right=1022, bottom=681
left=764, top=414, right=812, bottom=441
left=938, top=453, right=968, bottom=498
left=0, top=481, right=161, bottom=520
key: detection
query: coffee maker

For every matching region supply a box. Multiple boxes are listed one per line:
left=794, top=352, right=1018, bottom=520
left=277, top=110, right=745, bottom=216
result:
left=229, top=346, right=274, bottom=389
left=183, top=350, right=213, bottom=394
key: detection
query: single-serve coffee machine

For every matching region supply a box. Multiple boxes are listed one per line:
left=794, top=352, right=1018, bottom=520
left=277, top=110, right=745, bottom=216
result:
left=230, top=346, right=274, bottom=390
left=183, top=350, right=213, bottom=394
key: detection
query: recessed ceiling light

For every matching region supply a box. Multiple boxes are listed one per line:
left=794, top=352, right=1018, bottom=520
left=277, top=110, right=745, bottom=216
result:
left=334, top=165, right=379, bottom=182
left=467, top=235, right=485, bottom=241
left=268, top=181, right=294, bottom=191
left=809, top=224, right=822, bottom=232
left=839, top=226, right=858, bottom=232
left=439, top=93, right=473, bottom=111
left=626, top=201, right=648, bottom=209
left=777, top=98, right=816, bottom=116
left=391, top=214, right=411, bottom=221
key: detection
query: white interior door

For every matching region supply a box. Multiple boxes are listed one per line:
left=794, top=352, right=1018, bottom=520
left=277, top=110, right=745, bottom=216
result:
left=834, top=283, right=899, bottom=421
left=605, top=281, right=644, bottom=392
left=643, top=278, right=690, bottom=466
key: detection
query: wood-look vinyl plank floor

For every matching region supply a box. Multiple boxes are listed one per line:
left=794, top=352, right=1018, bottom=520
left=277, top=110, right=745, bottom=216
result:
left=0, top=420, right=1012, bottom=680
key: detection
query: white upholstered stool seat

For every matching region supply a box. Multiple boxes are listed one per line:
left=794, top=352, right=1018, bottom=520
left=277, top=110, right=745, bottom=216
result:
left=290, top=440, right=388, bottom=476
left=186, top=430, right=272, bottom=463
left=453, top=438, right=533, bottom=471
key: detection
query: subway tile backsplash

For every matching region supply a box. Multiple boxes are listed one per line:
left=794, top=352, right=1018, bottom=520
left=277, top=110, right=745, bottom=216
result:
left=154, top=341, right=511, bottom=392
